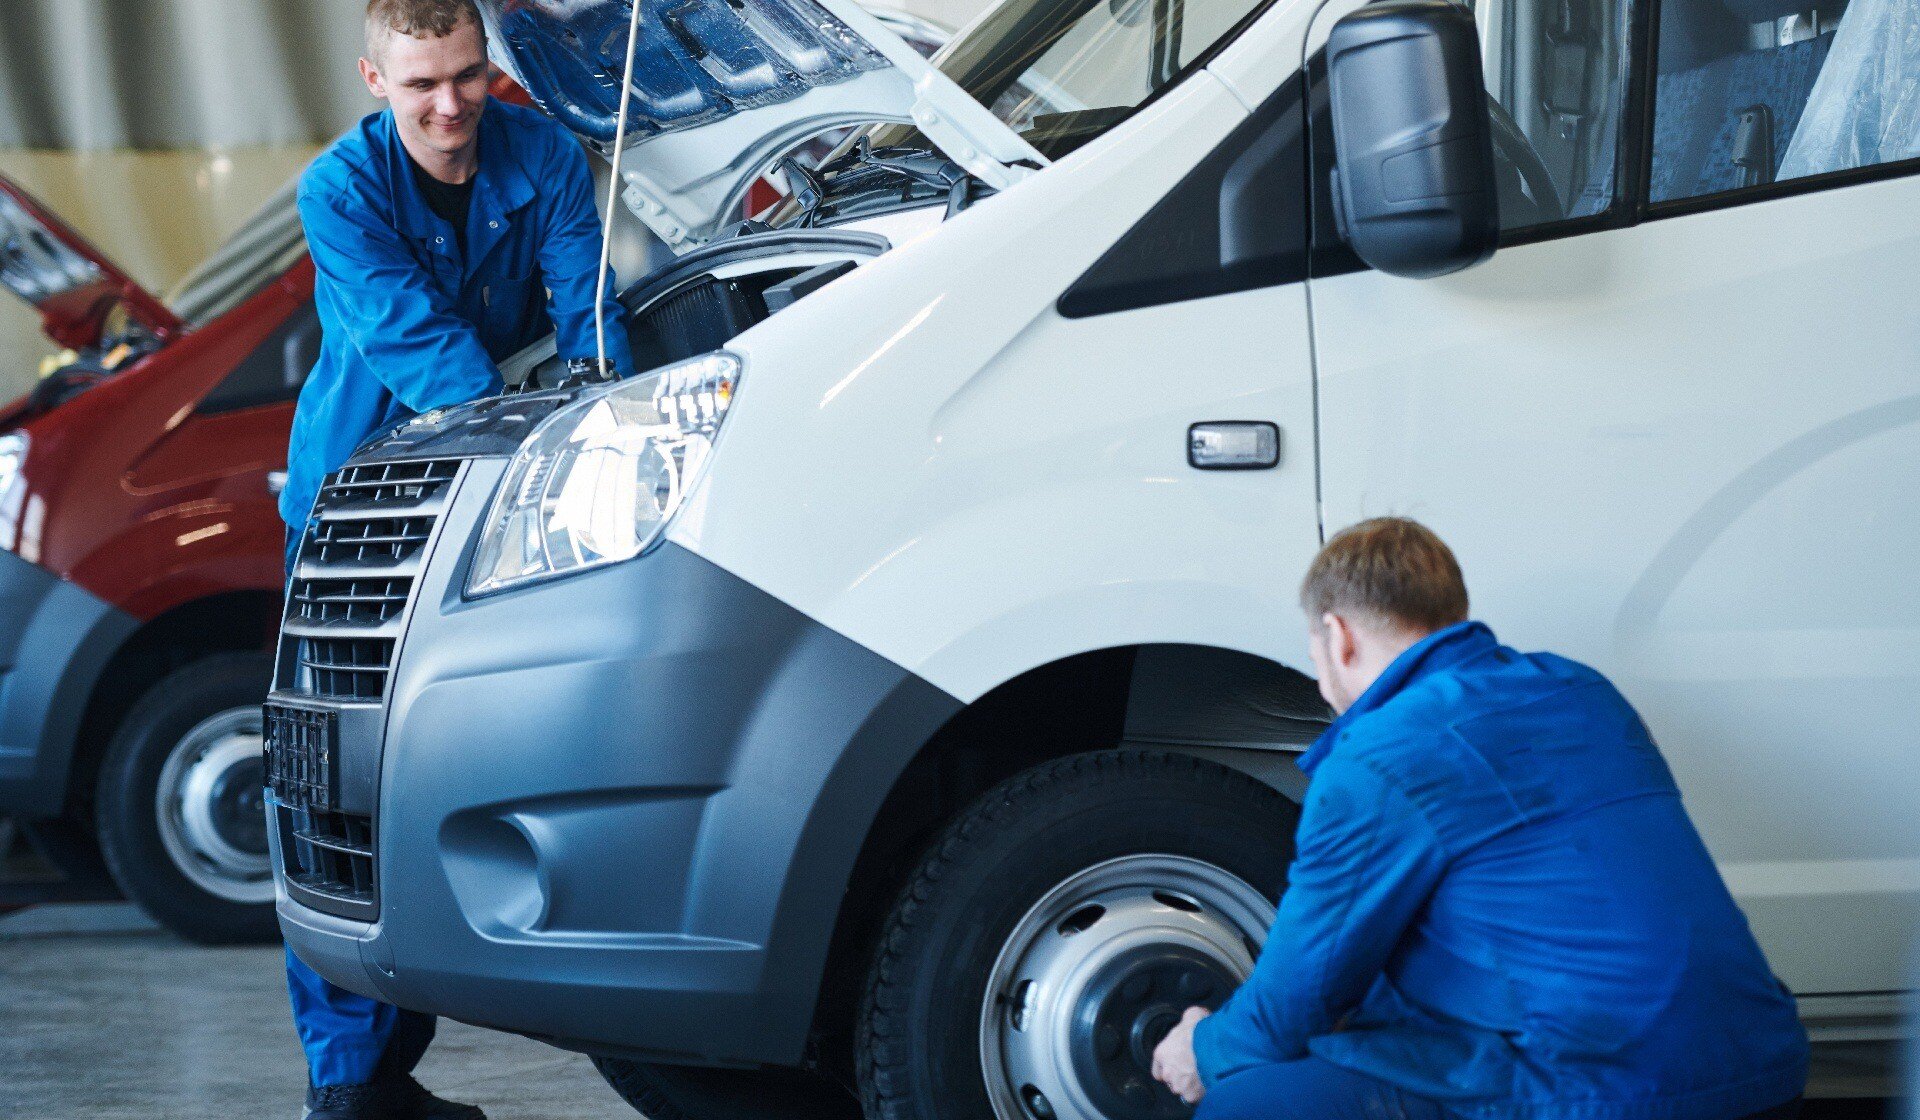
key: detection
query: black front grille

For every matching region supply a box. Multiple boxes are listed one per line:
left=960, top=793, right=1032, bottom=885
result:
left=309, top=515, right=436, bottom=565
left=289, top=577, right=410, bottom=628
left=274, top=457, right=462, bottom=918
left=298, top=636, right=397, bottom=701
left=281, top=807, right=376, bottom=908
left=264, top=704, right=335, bottom=810
left=322, top=458, right=460, bottom=508
left=282, top=458, right=459, bottom=702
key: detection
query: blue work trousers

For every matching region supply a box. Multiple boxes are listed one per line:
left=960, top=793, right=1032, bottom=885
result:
left=1196, top=1057, right=1448, bottom=1120
left=282, top=528, right=435, bottom=1087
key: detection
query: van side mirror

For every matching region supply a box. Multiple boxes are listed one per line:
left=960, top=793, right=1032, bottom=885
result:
left=1326, top=0, right=1499, bottom=278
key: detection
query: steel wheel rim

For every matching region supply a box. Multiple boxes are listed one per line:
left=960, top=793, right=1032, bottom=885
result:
left=154, top=706, right=274, bottom=903
left=979, top=854, right=1275, bottom=1120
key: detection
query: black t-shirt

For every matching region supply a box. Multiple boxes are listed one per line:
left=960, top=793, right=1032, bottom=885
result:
left=409, top=154, right=475, bottom=257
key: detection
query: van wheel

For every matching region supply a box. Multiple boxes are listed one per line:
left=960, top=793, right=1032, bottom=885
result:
left=593, top=1056, right=861, bottom=1120
left=95, top=652, right=279, bottom=944
left=857, top=750, right=1298, bottom=1120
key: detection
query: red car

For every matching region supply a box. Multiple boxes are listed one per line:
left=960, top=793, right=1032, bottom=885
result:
left=0, top=172, right=310, bottom=942
left=0, top=68, right=547, bottom=944
left=0, top=32, right=951, bottom=941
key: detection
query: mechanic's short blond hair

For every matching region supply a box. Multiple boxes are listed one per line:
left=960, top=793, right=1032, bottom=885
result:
left=366, top=0, right=485, bottom=66
left=1300, top=517, right=1469, bottom=637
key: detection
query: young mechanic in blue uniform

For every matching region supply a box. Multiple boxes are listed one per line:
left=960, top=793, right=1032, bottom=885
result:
left=279, top=2, right=629, bottom=1117
left=1152, top=518, right=1810, bottom=1120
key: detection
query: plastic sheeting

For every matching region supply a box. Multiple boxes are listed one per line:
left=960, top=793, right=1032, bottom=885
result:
left=1777, top=0, right=1920, bottom=179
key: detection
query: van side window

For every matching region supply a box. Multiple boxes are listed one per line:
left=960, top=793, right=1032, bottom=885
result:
left=1651, top=0, right=1919, bottom=202
left=1306, top=0, right=1629, bottom=270
left=1469, top=0, right=1633, bottom=229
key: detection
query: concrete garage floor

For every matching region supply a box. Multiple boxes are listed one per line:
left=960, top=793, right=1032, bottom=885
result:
left=0, top=904, right=627, bottom=1119
left=0, top=902, right=1904, bottom=1120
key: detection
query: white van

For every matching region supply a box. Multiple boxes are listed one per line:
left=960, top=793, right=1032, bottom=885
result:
left=267, top=0, right=1919, bottom=1116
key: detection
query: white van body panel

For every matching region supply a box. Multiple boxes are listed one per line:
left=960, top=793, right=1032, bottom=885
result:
left=669, top=65, right=1326, bottom=702
left=666, top=0, right=1913, bottom=1001
left=1311, top=173, right=1920, bottom=995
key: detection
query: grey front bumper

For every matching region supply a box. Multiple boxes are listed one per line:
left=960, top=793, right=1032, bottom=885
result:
left=275, top=459, right=960, bottom=1067
left=0, top=550, right=137, bottom=817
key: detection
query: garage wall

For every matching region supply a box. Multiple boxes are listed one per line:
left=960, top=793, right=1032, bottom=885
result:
left=0, top=1, right=374, bottom=151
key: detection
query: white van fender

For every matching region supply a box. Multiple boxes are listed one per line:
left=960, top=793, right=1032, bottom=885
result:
left=669, top=66, right=1325, bottom=701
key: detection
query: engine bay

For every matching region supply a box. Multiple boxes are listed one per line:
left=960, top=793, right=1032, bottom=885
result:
left=503, top=226, right=889, bottom=394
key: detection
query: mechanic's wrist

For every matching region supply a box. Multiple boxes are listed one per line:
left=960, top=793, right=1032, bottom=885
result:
left=1189, top=1005, right=1223, bottom=1087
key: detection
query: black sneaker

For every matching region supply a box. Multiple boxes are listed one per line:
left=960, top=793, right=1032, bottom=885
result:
left=383, top=1075, right=486, bottom=1120
left=303, top=1082, right=392, bottom=1120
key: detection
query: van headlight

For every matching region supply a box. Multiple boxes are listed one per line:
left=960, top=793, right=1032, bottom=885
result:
left=467, top=352, right=739, bottom=596
left=0, top=431, right=28, bottom=553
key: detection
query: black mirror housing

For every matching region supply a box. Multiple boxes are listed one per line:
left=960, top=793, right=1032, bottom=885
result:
left=1327, top=0, right=1499, bottom=278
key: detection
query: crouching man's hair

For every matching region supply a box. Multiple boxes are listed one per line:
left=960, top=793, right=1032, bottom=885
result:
left=366, top=0, right=485, bottom=65
left=1300, top=517, right=1470, bottom=636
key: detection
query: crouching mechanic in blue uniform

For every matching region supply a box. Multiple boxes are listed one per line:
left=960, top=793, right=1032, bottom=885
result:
left=1151, top=518, right=1809, bottom=1120
left=278, top=1, right=629, bottom=1117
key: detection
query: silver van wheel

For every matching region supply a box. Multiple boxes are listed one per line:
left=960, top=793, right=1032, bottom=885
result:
left=979, top=854, right=1275, bottom=1120
left=153, top=706, right=274, bottom=904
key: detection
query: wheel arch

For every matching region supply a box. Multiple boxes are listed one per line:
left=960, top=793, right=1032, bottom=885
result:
left=798, top=642, right=1326, bottom=1081
left=61, top=590, right=280, bottom=823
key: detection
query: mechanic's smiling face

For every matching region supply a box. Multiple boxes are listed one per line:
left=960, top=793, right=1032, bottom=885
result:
left=359, top=14, right=491, bottom=173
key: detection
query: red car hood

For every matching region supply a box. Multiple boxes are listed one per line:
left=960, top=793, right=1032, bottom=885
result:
left=0, top=173, right=183, bottom=351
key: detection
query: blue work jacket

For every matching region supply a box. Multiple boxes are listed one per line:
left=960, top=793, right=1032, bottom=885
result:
left=281, top=98, right=631, bottom=526
left=1194, top=622, right=1808, bottom=1120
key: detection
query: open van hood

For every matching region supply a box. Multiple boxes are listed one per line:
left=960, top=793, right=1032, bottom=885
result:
left=476, top=0, right=1045, bottom=252
left=0, top=174, right=182, bottom=351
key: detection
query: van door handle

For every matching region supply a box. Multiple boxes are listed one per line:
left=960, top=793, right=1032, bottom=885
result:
left=1188, top=422, right=1281, bottom=469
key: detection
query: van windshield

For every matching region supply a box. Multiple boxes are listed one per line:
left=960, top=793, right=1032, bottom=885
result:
left=869, top=0, right=1271, bottom=160
left=165, top=178, right=307, bottom=329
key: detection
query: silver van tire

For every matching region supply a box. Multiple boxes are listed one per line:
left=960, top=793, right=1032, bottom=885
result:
left=857, top=750, right=1299, bottom=1120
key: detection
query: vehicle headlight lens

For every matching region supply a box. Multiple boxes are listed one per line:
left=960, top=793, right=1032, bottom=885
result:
left=0, top=432, right=29, bottom=553
left=467, top=352, right=739, bottom=596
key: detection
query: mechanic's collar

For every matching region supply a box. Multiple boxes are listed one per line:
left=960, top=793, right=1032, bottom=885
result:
left=387, top=99, right=535, bottom=243
left=1297, top=620, right=1496, bottom=775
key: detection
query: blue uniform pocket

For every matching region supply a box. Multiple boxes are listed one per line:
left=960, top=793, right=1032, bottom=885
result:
left=477, top=273, right=542, bottom=353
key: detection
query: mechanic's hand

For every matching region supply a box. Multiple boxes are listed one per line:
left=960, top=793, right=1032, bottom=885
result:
left=1151, top=1005, right=1211, bottom=1105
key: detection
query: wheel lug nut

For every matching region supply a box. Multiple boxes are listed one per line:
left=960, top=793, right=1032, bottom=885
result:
left=1123, top=974, right=1153, bottom=1001
left=1122, top=1078, right=1153, bottom=1105
left=1097, top=1024, right=1123, bottom=1059
left=1178, top=971, right=1212, bottom=999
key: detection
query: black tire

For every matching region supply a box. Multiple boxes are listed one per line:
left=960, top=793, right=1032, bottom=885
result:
left=857, top=749, right=1300, bottom=1120
left=95, top=651, right=279, bottom=945
left=594, top=1056, right=861, bottom=1120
